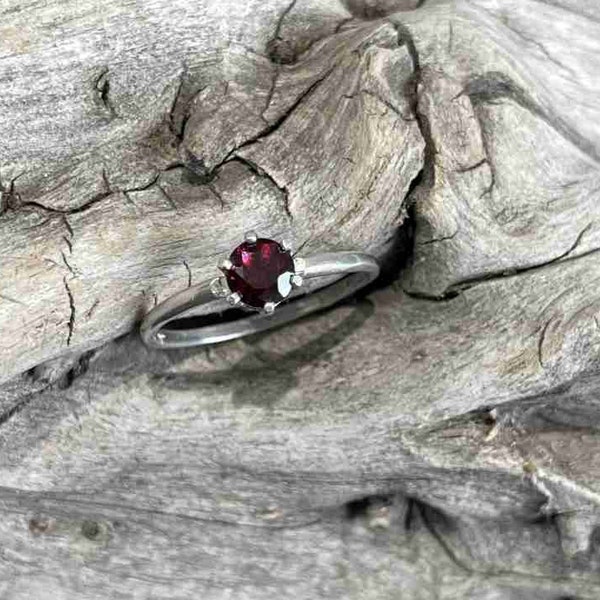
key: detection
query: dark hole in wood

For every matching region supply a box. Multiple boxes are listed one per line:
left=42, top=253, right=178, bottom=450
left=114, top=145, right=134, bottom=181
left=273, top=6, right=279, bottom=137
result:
left=345, top=495, right=392, bottom=520
left=81, top=520, right=101, bottom=540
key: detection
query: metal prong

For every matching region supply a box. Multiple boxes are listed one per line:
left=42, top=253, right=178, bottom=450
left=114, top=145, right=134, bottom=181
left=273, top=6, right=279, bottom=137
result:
left=245, top=230, right=258, bottom=244
left=264, top=302, right=276, bottom=314
left=227, top=292, right=242, bottom=306
left=291, top=274, right=303, bottom=288
left=293, top=257, right=306, bottom=275
left=210, top=277, right=228, bottom=298
left=156, top=333, right=166, bottom=344
left=219, top=258, right=233, bottom=271
left=281, top=238, right=292, bottom=252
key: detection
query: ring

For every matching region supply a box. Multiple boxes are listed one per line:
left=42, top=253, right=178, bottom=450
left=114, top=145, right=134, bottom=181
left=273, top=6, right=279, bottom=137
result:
left=140, top=231, right=380, bottom=349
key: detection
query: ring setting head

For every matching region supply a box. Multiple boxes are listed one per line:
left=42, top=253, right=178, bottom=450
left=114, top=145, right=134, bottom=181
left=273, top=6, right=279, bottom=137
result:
left=213, top=233, right=300, bottom=314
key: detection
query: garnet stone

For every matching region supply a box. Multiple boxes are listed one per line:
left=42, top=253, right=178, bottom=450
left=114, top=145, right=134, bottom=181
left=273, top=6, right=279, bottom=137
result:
left=222, top=238, right=295, bottom=308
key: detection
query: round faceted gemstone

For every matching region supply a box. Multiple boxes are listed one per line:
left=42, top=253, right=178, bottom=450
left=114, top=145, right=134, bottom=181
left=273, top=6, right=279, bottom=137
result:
left=223, top=238, right=295, bottom=308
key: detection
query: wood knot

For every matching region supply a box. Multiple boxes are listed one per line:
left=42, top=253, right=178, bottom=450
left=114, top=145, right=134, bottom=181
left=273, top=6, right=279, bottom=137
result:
left=81, top=520, right=101, bottom=540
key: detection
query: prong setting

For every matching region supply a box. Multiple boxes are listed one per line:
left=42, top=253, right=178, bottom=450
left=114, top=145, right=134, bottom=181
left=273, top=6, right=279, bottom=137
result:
left=219, top=258, right=233, bottom=271
left=281, top=238, right=293, bottom=252
left=291, top=274, right=303, bottom=288
left=218, top=233, right=296, bottom=313
left=227, top=292, right=242, bottom=306
left=244, top=230, right=258, bottom=244
left=210, top=277, right=228, bottom=298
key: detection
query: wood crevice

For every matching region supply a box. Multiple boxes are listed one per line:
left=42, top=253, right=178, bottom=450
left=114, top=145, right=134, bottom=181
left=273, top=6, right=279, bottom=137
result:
left=409, top=221, right=598, bottom=300
left=63, top=276, right=76, bottom=347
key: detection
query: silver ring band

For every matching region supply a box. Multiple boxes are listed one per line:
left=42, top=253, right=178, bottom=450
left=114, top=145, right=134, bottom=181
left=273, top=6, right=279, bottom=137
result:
left=140, top=251, right=380, bottom=349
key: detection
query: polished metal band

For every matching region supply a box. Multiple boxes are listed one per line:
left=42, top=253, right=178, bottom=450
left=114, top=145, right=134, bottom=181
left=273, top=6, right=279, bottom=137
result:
left=140, top=251, right=380, bottom=349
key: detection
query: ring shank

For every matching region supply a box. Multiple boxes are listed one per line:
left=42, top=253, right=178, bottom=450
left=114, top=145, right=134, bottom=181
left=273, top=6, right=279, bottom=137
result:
left=140, top=252, right=379, bottom=349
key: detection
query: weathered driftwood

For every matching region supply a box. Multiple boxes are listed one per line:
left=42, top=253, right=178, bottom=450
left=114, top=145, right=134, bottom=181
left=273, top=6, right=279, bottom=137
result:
left=1, top=0, right=600, bottom=598
left=0, top=7, right=423, bottom=383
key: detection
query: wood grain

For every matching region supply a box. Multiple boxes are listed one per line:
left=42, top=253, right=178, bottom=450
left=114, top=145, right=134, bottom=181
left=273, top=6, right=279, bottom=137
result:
left=0, top=5, right=422, bottom=382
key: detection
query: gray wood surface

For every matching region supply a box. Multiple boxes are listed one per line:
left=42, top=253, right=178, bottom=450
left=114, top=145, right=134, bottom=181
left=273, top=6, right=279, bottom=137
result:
left=1, top=0, right=600, bottom=598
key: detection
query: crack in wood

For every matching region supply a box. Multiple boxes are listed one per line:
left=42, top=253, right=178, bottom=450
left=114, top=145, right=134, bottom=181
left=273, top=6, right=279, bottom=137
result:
left=390, top=20, right=436, bottom=198
left=417, top=230, right=459, bottom=246
left=344, top=89, right=414, bottom=121
left=456, top=158, right=488, bottom=173
left=0, top=170, right=25, bottom=214
left=183, top=260, right=193, bottom=288
left=414, top=222, right=597, bottom=300
left=233, top=155, right=293, bottom=221
left=63, top=277, right=76, bottom=347
left=416, top=502, right=474, bottom=573
left=537, top=318, right=553, bottom=370
left=168, top=63, right=188, bottom=140
left=233, top=65, right=338, bottom=158
left=265, top=0, right=299, bottom=65
left=155, top=183, right=178, bottom=211
left=60, top=250, right=76, bottom=276
left=94, top=67, right=118, bottom=119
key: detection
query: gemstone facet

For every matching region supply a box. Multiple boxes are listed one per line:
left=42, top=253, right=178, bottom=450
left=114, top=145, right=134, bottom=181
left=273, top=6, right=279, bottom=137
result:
left=222, top=238, right=295, bottom=309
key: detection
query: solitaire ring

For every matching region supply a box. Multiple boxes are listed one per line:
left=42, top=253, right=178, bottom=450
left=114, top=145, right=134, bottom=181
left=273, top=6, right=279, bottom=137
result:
left=140, top=231, right=380, bottom=349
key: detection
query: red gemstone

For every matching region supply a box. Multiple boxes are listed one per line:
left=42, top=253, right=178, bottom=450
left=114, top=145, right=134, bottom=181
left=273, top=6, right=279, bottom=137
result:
left=223, top=238, right=295, bottom=308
